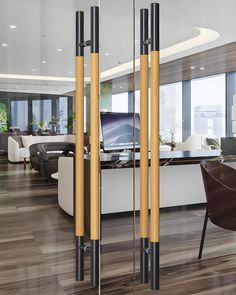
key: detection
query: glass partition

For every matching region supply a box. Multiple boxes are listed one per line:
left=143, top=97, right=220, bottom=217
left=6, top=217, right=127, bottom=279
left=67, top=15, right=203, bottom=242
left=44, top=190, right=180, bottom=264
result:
left=1, top=1, right=236, bottom=295
left=100, top=0, right=135, bottom=293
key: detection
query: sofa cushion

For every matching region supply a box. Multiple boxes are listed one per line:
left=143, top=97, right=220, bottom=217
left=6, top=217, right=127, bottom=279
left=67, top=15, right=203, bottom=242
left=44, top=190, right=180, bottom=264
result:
left=66, top=134, right=75, bottom=143
left=19, top=148, right=30, bottom=159
left=33, top=135, right=68, bottom=144
left=21, top=135, right=35, bottom=148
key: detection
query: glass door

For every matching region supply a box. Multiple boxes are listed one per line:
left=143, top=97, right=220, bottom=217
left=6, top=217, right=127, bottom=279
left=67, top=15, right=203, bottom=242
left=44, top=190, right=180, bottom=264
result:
left=99, top=0, right=137, bottom=293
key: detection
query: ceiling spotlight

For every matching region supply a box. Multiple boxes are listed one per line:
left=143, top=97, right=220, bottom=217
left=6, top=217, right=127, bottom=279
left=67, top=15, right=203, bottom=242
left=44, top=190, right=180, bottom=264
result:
left=42, top=60, right=47, bottom=64
left=2, top=43, right=8, bottom=47
left=190, top=66, right=195, bottom=70
left=57, top=48, right=63, bottom=52
left=105, top=53, right=110, bottom=56
left=200, top=66, right=205, bottom=70
left=9, top=25, right=17, bottom=29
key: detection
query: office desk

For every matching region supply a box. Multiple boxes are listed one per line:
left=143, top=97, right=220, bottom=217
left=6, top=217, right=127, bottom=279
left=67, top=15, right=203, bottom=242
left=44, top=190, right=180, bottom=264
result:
left=84, top=150, right=221, bottom=215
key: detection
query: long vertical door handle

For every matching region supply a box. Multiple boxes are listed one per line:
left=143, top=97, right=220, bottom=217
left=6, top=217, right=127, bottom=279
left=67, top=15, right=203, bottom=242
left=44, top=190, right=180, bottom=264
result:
left=140, top=8, right=149, bottom=285
left=150, top=2, right=160, bottom=291
left=90, top=6, right=100, bottom=288
left=75, top=10, right=85, bottom=282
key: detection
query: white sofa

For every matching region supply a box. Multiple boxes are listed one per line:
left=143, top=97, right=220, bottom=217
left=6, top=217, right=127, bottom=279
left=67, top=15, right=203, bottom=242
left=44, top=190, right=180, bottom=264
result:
left=160, top=145, right=172, bottom=152
left=8, top=134, right=75, bottom=162
left=175, top=134, right=212, bottom=151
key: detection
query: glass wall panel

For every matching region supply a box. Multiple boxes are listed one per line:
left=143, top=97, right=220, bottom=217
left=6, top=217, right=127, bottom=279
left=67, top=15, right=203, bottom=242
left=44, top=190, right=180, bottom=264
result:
left=100, top=0, right=134, bottom=293
left=191, top=74, right=226, bottom=137
left=10, top=100, right=28, bottom=131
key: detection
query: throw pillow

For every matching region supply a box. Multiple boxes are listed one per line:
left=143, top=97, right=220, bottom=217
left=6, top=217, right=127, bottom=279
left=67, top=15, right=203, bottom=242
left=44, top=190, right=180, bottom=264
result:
left=11, top=136, right=24, bottom=148
left=159, top=135, right=164, bottom=145
left=206, top=137, right=220, bottom=150
left=21, top=135, right=35, bottom=148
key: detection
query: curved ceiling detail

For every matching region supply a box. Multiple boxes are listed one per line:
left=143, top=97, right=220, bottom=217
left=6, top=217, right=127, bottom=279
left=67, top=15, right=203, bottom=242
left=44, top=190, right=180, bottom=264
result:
left=0, top=27, right=219, bottom=84
left=99, top=27, right=220, bottom=81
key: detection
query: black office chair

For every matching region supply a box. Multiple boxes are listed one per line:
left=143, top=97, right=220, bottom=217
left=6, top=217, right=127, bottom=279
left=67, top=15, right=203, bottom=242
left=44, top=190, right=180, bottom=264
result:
left=29, top=142, right=75, bottom=178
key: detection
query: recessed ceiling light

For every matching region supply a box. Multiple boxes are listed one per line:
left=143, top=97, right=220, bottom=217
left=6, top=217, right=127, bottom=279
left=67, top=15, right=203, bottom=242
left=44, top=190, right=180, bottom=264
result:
left=57, top=48, right=63, bottom=52
left=32, top=69, right=36, bottom=72
left=2, top=43, right=8, bottom=47
left=9, top=25, right=17, bottom=29
left=113, top=86, right=116, bottom=89
left=200, top=66, right=205, bottom=70
left=135, top=39, right=138, bottom=43
left=84, top=64, right=88, bottom=67
left=190, top=66, right=195, bottom=70
left=119, top=86, right=123, bottom=89
left=69, top=71, right=73, bottom=74
left=105, top=53, right=110, bottom=56
left=42, top=60, right=47, bottom=64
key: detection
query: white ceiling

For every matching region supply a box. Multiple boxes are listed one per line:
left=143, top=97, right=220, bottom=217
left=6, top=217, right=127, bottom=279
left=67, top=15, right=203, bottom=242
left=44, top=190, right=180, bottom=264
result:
left=0, top=0, right=235, bottom=94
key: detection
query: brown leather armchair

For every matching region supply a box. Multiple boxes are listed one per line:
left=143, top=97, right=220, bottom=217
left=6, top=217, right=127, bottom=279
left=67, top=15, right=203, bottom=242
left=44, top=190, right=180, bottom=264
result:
left=199, top=159, right=236, bottom=259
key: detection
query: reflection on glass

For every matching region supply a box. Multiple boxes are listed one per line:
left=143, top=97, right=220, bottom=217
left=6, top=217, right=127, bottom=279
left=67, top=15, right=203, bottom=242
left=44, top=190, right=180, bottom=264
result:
left=10, top=100, right=28, bottom=131
left=191, top=74, right=226, bottom=137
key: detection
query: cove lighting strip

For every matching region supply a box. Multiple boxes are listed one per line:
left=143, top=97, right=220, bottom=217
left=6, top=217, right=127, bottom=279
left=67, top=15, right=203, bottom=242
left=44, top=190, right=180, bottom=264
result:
left=0, top=27, right=219, bottom=83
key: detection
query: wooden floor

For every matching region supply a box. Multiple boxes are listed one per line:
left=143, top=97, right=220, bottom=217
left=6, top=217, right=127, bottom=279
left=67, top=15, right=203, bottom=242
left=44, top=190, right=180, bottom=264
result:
left=1, top=156, right=236, bottom=294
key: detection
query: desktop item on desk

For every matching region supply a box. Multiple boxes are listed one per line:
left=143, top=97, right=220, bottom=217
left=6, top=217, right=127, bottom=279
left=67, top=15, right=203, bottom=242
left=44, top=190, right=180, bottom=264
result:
left=221, top=137, right=236, bottom=156
left=100, top=112, right=140, bottom=153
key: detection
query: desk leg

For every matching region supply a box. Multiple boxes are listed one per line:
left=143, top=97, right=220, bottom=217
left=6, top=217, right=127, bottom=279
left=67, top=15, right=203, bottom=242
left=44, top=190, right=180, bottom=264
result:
left=24, top=158, right=26, bottom=170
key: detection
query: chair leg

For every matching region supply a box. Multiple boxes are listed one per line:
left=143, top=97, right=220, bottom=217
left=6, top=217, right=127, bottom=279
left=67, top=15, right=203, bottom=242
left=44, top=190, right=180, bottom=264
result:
left=198, top=208, right=208, bottom=260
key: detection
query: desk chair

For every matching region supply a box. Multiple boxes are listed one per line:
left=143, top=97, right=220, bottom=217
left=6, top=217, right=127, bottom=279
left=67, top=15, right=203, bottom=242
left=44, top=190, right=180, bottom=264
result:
left=199, top=160, right=236, bottom=259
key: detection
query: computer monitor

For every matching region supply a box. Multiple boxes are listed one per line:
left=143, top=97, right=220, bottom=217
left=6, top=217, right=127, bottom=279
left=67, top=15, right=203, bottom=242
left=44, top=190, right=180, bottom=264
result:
left=100, top=112, right=140, bottom=152
left=221, top=137, right=236, bottom=155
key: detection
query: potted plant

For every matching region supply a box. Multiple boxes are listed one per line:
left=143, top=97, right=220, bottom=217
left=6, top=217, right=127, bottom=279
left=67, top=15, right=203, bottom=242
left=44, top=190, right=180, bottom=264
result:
left=66, top=111, right=76, bottom=134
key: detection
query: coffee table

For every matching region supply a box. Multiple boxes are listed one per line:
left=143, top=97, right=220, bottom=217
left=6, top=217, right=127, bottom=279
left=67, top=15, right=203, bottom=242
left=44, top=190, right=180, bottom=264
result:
left=51, top=172, right=58, bottom=180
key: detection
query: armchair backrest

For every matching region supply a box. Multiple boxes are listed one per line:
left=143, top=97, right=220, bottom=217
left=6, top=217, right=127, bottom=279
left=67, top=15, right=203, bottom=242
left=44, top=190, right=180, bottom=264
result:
left=200, top=160, right=236, bottom=231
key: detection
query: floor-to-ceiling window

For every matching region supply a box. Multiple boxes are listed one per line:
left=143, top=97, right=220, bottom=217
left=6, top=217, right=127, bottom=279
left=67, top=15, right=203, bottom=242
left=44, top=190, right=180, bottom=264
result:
left=160, top=82, right=182, bottom=142
left=58, top=96, right=68, bottom=134
left=112, top=92, right=129, bottom=112
left=10, top=100, right=28, bottom=132
left=191, top=74, right=226, bottom=137
left=32, top=99, right=52, bottom=132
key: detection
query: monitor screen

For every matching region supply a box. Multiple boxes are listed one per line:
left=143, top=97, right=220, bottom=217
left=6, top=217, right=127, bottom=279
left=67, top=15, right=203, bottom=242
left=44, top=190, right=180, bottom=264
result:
left=100, top=112, right=140, bottom=151
left=221, top=137, right=236, bottom=155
